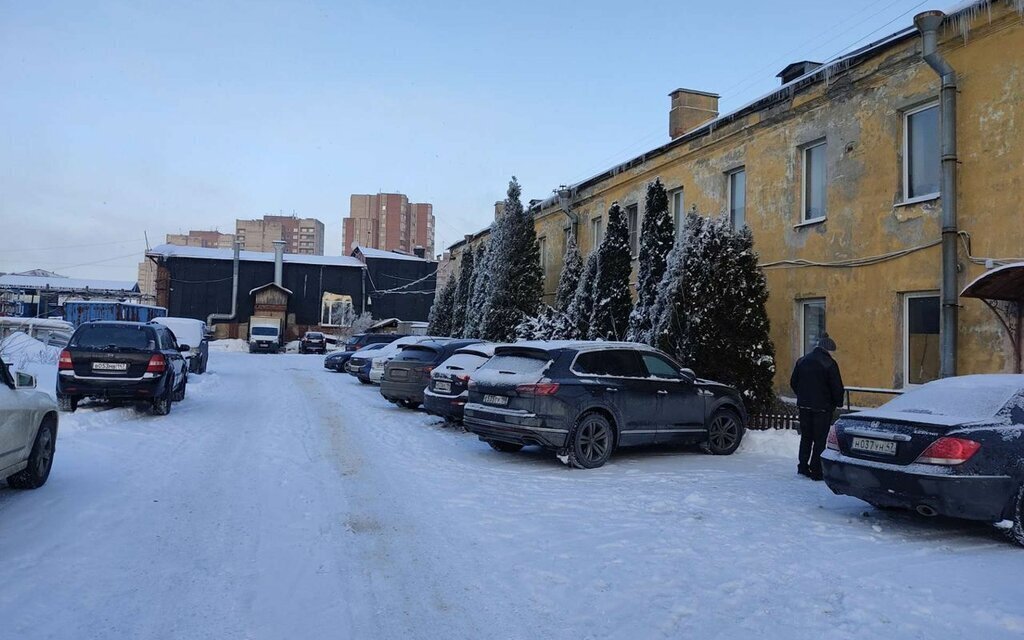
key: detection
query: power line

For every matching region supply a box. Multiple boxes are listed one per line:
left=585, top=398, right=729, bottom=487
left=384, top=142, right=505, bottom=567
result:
left=0, top=238, right=143, bottom=253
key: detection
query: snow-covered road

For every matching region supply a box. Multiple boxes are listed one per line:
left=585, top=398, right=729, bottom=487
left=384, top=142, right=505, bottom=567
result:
left=1, top=351, right=1022, bottom=639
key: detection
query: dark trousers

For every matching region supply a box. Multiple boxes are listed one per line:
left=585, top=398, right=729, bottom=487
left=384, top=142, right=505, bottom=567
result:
left=798, top=408, right=832, bottom=474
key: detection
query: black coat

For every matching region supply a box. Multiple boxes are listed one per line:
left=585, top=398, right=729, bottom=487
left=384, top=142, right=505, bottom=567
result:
left=790, top=347, right=845, bottom=411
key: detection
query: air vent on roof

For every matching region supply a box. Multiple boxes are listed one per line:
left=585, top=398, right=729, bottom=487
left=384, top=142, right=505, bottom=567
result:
left=776, top=61, right=823, bottom=85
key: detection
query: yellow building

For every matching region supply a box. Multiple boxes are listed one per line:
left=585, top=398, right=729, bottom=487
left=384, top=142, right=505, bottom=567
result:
left=448, top=2, right=1024, bottom=404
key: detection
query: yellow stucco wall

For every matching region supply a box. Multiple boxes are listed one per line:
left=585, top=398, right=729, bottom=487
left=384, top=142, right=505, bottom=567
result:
left=452, top=6, right=1024, bottom=403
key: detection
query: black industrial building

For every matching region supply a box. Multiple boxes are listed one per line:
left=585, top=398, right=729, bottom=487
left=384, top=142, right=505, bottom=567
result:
left=145, top=243, right=435, bottom=339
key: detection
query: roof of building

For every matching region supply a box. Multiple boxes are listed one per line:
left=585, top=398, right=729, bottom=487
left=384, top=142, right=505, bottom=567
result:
left=352, top=246, right=433, bottom=262
left=0, top=274, right=139, bottom=292
left=249, top=282, right=294, bottom=296
left=147, top=244, right=365, bottom=268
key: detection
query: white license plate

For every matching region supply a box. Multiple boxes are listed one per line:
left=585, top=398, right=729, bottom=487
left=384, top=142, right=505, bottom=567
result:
left=483, top=394, right=508, bottom=406
left=851, top=437, right=897, bottom=456
left=92, top=362, right=128, bottom=372
left=434, top=381, right=452, bottom=393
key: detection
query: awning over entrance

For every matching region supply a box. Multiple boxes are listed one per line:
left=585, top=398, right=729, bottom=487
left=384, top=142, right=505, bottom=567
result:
left=961, top=262, right=1024, bottom=373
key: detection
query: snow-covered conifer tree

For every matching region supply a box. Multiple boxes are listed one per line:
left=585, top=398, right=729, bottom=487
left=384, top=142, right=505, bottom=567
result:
left=554, top=232, right=583, bottom=312
left=449, top=247, right=474, bottom=338
left=627, top=179, right=674, bottom=343
left=462, top=242, right=490, bottom=338
left=427, top=275, right=457, bottom=337
left=515, top=305, right=559, bottom=340
left=563, top=251, right=598, bottom=339
left=589, top=203, right=633, bottom=341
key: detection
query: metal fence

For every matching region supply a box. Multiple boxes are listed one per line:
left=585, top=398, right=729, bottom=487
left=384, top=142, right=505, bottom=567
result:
left=749, top=386, right=904, bottom=431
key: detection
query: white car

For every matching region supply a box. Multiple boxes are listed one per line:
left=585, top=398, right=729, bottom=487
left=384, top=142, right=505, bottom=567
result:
left=0, top=358, right=58, bottom=489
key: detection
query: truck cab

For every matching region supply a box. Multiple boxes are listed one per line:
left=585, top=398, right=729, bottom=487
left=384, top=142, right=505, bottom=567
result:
left=249, top=317, right=282, bottom=353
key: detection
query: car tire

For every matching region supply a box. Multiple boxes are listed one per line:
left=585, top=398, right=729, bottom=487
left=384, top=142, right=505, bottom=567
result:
left=701, top=408, right=744, bottom=455
left=152, top=375, right=173, bottom=416
left=57, top=393, right=78, bottom=413
left=567, top=412, right=615, bottom=469
left=487, top=440, right=523, bottom=453
left=1004, top=484, right=1024, bottom=548
left=359, top=378, right=371, bottom=385
left=398, top=400, right=420, bottom=410
left=6, top=417, right=56, bottom=490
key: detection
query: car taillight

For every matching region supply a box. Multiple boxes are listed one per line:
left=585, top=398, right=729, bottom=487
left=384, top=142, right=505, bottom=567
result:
left=516, top=383, right=560, bottom=396
left=826, top=424, right=839, bottom=450
left=454, top=374, right=470, bottom=383
left=916, top=437, right=981, bottom=465
left=146, top=354, right=167, bottom=374
left=414, top=366, right=434, bottom=374
left=58, top=349, right=73, bottom=370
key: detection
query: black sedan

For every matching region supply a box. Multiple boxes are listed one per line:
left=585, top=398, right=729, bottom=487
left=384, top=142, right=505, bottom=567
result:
left=323, top=342, right=384, bottom=371
left=463, top=341, right=747, bottom=469
left=822, top=374, right=1024, bottom=547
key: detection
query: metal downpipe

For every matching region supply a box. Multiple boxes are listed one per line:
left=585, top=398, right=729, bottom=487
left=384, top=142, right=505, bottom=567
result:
left=915, top=10, right=958, bottom=378
left=208, top=240, right=241, bottom=329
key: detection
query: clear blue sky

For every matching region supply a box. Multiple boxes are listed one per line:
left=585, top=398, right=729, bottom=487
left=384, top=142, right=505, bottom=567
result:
left=0, top=0, right=938, bottom=280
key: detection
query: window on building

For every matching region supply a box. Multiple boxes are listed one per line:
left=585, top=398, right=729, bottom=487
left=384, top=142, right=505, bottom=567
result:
left=670, top=188, right=685, bottom=240
left=321, top=293, right=355, bottom=326
left=626, top=204, right=639, bottom=256
left=591, top=217, right=603, bottom=248
left=904, top=104, right=940, bottom=200
left=800, top=299, right=826, bottom=356
left=538, top=236, right=547, bottom=270
left=904, top=293, right=940, bottom=386
left=803, top=141, right=827, bottom=222
left=728, top=168, right=746, bottom=229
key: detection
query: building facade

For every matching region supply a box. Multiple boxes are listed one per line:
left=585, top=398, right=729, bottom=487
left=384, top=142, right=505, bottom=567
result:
left=448, top=2, right=1024, bottom=404
left=236, top=215, right=325, bottom=255
left=343, top=192, right=435, bottom=257
left=138, top=230, right=236, bottom=299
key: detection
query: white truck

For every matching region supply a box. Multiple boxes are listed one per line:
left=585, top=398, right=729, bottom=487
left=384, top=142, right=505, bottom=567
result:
left=248, top=317, right=283, bottom=353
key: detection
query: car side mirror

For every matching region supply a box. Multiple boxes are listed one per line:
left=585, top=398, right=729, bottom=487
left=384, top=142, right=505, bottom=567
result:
left=178, top=344, right=191, bottom=352
left=15, top=372, right=37, bottom=389
left=679, top=368, right=696, bottom=384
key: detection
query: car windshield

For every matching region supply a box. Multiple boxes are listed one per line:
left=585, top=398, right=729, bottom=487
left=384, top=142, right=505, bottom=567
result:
left=71, top=325, right=153, bottom=349
left=438, top=353, right=488, bottom=372
left=306, top=333, right=324, bottom=339
left=345, top=336, right=361, bottom=346
left=394, top=346, right=437, bottom=362
left=252, top=327, right=278, bottom=336
left=868, top=375, right=1023, bottom=422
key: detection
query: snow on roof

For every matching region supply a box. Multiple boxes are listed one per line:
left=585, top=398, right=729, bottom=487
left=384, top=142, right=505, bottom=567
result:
left=961, top=261, right=1024, bottom=301
left=353, top=246, right=432, bottom=262
left=147, top=244, right=365, bottom=269
left=0, top=274, right=139, bottom=292
left=249, top=282, right=293, bottom=296
left=851, top=374, right=1024, bottom=426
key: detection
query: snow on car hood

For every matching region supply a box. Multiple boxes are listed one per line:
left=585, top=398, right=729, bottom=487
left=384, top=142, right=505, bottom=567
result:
left=850, top=374, right=1024, bottom=426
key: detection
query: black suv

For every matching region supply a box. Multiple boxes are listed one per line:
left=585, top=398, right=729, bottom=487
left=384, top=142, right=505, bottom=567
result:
left=380, top=339, right=481, bottom=409
left=57, top=321, right=190, bottom=415
left=464, top=341, right=747, bottom=468
left=299, top=331, right=327, bottom=354
left=343, top=332, right=405, bottom=352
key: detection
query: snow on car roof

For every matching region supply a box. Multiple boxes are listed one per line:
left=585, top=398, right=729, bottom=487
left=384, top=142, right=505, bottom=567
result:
left=852, top=374, right=1024, bottom=426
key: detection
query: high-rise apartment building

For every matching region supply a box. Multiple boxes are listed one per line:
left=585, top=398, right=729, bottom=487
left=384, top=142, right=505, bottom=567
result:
left=343, top=193, right=434, bottom=257
left=235, top=215, right=325, bottom=255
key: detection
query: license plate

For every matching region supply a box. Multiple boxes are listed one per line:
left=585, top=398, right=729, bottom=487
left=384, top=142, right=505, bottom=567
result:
left=391, top=370, right=407, bottom=380
left=851, top=437, right=897, bottom=456
left=92, top=362, right=128, bottom=372
left=434, top=381, right=452, bottom=393
left=483, top=394, right=508, bottom=406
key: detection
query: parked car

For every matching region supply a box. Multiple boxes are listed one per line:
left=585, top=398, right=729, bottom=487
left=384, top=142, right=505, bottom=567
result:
left=370, top=337, right=453, bottom=385
left=299, top=331, right=327, bottom=354
left=343, top=332, right=406, bottom=352
left=423, top=342, right=497, bottom=422
left=56, top=321, right=189, bottom=415
left=152, top=317, right=210, bottom=374
left=381, top=339, right=483, bottom=409
left=822, top=374, right=1024, bottom=547
left=463, top=341, right=747, bottom=469
left=248, top=316, right=282, bottom=353
left=324, top=342, right=384, bottom=371
left=348, top=336, right=436, bottom=384
left=0, top=357, right=58, bottom=489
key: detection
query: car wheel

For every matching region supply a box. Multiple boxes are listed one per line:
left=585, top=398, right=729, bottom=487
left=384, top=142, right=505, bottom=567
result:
left=567, top=412, right=614, bottom=469
left=6, top=417, right=56, bottom=489
left=152, top=376, right=173, bottom=416
left=488, top=440, right=523, bottom=453
left=359, top=378, right=371, bottom=385
left=1005, top=484, right=1024, bottom=548
left=57, top=393, right=78, bottom=413
left=398, top=400, right=420, bottom=410
left=702, top=408, right=744, bottom=455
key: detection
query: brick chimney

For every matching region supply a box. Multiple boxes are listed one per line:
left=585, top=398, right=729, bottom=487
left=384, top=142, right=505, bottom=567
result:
left=669, top=88, right=720, bottom=140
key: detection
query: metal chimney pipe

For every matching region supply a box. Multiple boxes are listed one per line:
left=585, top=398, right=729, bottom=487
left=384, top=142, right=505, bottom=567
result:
left=272, top=240, right=285, bottom=287
left=914, top=10, right=958, bottom=378
left=207, top=240, right=241, bottom=328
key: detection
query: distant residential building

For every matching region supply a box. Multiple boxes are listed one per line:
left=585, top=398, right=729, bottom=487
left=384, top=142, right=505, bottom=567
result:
left=138, top=230, right=236, bottom=299
left=236, top=215, right=325, bottom=255
left=343, top=193, right=435, bottom=258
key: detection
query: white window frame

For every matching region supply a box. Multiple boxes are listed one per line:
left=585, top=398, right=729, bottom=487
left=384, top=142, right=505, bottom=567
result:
left=902, top=291, right=941, bottom=388
left=591, top=216, right=603, bottom=248
left=902, top=102, right=941, bottom=204
left=800, top=140, right=827, bottom=224
left=669, top=187, right=685, bottom=240
left=798, top=298, right=826, bottom=357
left=537, top=236, right=547, bottom=270
left=626, top=204, right=639, bottom=257
left=727, top=167, right=746, bottom=229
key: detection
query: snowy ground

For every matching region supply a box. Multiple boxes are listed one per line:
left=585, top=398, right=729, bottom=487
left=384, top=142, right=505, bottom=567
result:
left=1, top=350, right=1022, bottom=639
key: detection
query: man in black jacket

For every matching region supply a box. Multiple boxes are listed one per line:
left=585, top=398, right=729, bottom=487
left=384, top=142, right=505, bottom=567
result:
left=790, top=333, right=844, bottom=480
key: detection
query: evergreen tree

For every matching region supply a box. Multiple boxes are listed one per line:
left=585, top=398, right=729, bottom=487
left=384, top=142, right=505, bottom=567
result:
left=463, top=241, right=491, bottom=338
left=563, top=251, right=599, bottom=339
left=427, top=275, right=457, bottom=337
left=480, top=177, right=543, bottom=342
left=651, top=213, right=776, bottom=413
left=515, top=305, right=559, bottom=340
left=589, top=203, right=634, bottom=341
left=627, top=179, right=674, bottom=343
left=449, top=247, right=475, bottom=337
left=554, top=232, right=583, bottom=312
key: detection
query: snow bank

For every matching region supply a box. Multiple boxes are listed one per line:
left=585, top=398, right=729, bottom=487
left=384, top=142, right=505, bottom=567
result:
left=738, top=428, right=800, bottom=458
left=209, top=339, right=249, bottom=353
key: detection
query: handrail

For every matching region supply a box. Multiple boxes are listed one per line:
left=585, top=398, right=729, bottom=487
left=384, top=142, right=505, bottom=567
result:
left=844, top=386, right=903, bottom=411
